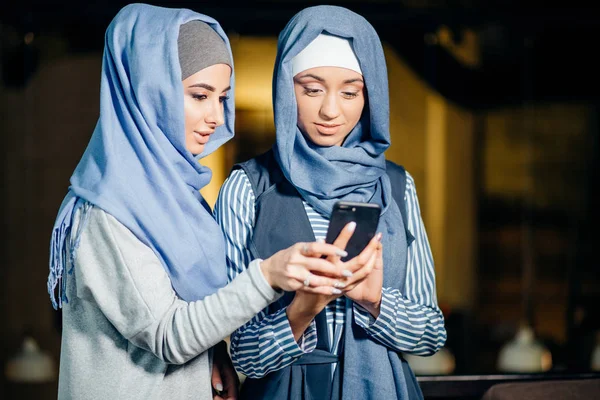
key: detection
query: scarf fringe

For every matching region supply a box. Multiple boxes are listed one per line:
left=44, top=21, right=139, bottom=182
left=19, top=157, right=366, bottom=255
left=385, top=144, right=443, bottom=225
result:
left=47, top=197, right=91, bottom=309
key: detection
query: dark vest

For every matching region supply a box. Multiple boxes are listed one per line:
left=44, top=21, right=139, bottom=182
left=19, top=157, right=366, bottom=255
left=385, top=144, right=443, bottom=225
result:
left=235, top=150, right=413, bottom=400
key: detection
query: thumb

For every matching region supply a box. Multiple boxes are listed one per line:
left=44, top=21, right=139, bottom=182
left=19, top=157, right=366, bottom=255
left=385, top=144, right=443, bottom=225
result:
left=211, top=364, right=224, bottom=392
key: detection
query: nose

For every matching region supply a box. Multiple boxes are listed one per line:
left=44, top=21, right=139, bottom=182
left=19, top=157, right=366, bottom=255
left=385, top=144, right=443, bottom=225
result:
left=205, top=99, right=225, bottom=128
left=319, top=92, right=341, bottom=120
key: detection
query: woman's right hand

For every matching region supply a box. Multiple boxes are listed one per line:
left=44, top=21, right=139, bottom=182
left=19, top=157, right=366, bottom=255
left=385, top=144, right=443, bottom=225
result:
left=285, top=222, right=381, bottom=340
left=260, top=241, right=350, bottom=295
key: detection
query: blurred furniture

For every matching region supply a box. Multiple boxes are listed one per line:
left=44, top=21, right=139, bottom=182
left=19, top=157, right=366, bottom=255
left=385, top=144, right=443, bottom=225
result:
left=481, top=378, right=600, bottom=400
left=417, top=372, right=600, bottom=400
left=497, top=325, right=552, bottom=373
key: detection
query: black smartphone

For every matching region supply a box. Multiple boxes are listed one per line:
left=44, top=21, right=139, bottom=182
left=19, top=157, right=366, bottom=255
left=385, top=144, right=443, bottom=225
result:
left=325, top=201, right=381, bottom=261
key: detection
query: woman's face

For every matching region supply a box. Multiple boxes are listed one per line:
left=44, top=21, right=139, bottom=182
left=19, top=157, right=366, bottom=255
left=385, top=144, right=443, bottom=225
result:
left=293, top=66, right=365, bottom=147
left=182, top=63, right=231, bottom=155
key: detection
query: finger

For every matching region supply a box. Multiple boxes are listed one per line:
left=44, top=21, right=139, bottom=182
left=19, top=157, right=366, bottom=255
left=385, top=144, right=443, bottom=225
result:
left=221, top=365, right=240, bottom=397
left=221, top=384, right=237, bottom=400
left=298, top=242, right=347, bottom=259
left=342, top=251, right=378, bottom=288
left=332, top=221, right=357, bottom=251
left=310, top=238, right=327, bottom=258
left=225, top=386, right=239, bottom=400
left=374, top=245, right=384, bottom=270
left=343, top=232, right=382, bottom=273
left=301, top=257, right=347, bottom=278
left=305, top=238, right=325, bottom=258
left=288, top=268, right=347, bottom=290
left=212, top=364, right=223, bottom=391
left=300, top=285, right=344, bottom=296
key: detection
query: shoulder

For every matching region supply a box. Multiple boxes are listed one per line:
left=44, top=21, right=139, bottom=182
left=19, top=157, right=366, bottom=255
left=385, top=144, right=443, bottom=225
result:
left=217, top=168, right=256, bottom=210
left=222, top=168, right=253, bottom=190
left=234, top=150, right=276, bottom=176
left=405, top=170, right=416, bottom=191
left=385, top=160, right=416, bottom=192
left=385, top=159, right=406, bottom=176
left=233, top=150, right=282, bottom=198
left=76, top=204, right=145, bottom=248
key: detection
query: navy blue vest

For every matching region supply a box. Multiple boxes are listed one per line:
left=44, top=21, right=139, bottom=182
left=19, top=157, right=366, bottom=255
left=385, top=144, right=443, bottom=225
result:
left=234, top=150, right=413, bottom=400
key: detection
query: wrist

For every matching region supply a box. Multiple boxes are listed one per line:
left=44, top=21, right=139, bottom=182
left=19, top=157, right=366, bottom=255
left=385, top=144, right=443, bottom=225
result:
left=357, top=296, right=382, bottom=318
left=286, top=298, right=319, bottom=342
left=288, top=295, right=321, bottom=319
left=259, top=259, right=278, bottom=290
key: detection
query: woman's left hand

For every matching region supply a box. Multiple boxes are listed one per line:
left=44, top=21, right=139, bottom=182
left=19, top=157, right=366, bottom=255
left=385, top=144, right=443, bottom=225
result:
left=344, top=242, right=384, bottom=318
left=211, top=341, right=239, bottom=400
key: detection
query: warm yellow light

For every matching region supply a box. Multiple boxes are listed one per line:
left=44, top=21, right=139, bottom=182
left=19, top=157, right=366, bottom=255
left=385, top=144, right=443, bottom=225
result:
left=230, top=35, right=277, bottom=111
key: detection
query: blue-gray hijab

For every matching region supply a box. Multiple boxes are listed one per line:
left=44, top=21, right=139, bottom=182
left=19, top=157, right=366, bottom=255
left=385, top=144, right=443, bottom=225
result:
left=272, top=5, right=421, bottom=399
left=273, top=7, right=392, bottom=217
left=47, top=3, right=235, bottom=308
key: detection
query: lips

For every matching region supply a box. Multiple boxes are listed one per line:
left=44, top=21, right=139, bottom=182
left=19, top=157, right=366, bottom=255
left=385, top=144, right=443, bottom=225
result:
left=193, top=131, right=212, bottom=144
left=315, top=123, right=342, bottom=135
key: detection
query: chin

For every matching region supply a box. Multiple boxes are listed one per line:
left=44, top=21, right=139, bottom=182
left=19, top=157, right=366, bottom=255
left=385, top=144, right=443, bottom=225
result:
left=316, top=137, right=343, bottom=147
left=304, top=134, right=335, bottom=147
left=186, top=144, right=205, bottom=155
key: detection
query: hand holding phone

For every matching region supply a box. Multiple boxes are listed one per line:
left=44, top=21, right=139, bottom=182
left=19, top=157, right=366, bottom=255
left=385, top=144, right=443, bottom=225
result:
left=325, top=201, right=381, bottom=261
left=325, top=201, right=384, bottom=317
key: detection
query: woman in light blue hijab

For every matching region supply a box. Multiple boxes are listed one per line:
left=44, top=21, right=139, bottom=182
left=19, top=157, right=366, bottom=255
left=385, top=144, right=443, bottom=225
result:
left=47, top=4, right=353, bottom=399
left=216, top=5, right=447, bottom=400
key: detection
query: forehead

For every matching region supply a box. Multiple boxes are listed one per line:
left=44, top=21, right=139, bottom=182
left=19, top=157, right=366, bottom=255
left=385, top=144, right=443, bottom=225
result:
left=182, top=63, right=232, bottom=88
left=294, top=66, right=363, bottom=82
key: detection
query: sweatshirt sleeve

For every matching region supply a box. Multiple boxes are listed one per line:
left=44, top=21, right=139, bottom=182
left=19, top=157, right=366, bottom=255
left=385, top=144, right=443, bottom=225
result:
left=72, top=206, right=282, bottom=365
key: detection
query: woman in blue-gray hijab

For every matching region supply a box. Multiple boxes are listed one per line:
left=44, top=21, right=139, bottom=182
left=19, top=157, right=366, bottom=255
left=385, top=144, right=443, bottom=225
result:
left=215, top=5, right=447, bottom=399
left=47, top=4, right=357, bottom=400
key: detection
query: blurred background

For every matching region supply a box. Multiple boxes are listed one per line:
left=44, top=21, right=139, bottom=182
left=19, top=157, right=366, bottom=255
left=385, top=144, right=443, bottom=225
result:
left=1, top=0, right=599, bottom=399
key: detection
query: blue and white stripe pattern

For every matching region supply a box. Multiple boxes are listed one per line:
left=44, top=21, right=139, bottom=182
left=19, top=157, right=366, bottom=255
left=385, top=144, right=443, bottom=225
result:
left=214, top=168, right=447, bottom=379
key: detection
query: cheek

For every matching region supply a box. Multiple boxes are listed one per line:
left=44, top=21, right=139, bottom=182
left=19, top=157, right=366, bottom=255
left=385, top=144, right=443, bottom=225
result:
left=183, top=100, right=193, bottom=129
left=295, top=99, right=309, bottom=127
left=184, top=101, right=202, bottom=129
left=347, top=99, right=365, bottom=123
left=295, top=98, right=318, bottom=123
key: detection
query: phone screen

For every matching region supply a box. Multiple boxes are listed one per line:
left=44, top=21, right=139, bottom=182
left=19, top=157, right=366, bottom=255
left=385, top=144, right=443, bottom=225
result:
left=325, top=201, right=381, bottom=261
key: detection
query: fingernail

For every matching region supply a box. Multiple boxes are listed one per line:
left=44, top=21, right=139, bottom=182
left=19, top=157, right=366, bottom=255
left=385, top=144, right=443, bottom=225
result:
left=332, top=288, right=342, bottom=295
left=346, top=222, right=357, bottom=232
left=342, top=270, right=353, bottom=277
left=216, top=383, right=223, bottom=391
left=334, top=281, right=346, bottom=288
left=317, top=238, right=325, bottom=243
left=335, top=249, right=348, bottom=257
left=376, top=232, right=383, bottom=241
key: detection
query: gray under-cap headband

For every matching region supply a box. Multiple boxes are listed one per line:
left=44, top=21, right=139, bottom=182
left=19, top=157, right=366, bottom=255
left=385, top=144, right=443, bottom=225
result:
left=178, top=20, right=232, bottom=80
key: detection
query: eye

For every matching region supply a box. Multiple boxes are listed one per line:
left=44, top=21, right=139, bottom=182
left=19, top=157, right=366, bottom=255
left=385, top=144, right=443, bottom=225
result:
left=192, top=93, right=207, bottom=101
left=342, top=92, right=359, bottom=99
left=303, top=87, right=322, bottom=97
left=219, top=95, right=230, bottom=103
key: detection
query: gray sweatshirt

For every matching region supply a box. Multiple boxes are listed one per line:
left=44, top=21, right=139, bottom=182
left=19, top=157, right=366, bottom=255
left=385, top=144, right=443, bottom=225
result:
left=58, top=206, right=281, bottom=399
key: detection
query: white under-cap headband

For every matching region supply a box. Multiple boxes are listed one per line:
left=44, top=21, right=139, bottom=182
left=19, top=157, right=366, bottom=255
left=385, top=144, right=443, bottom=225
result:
left=291, top=33, right=362, bottom=76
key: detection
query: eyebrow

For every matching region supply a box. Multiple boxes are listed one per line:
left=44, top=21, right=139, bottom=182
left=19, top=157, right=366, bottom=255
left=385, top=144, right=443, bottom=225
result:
left=294, top=73, right=364, bottom=85
left=295, top=73, right=324, bottom=82
left=188, top=83, right=231, bottom=93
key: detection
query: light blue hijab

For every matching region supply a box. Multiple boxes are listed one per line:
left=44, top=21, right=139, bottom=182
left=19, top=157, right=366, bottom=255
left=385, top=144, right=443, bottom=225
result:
left=47, top=3, right=235, bottom=308
left=272, top=5, right=422, bottom=399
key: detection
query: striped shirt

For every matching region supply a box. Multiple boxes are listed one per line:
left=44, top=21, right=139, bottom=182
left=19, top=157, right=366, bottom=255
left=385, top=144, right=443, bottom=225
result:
left=214, top=168, right=447, bottom=379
